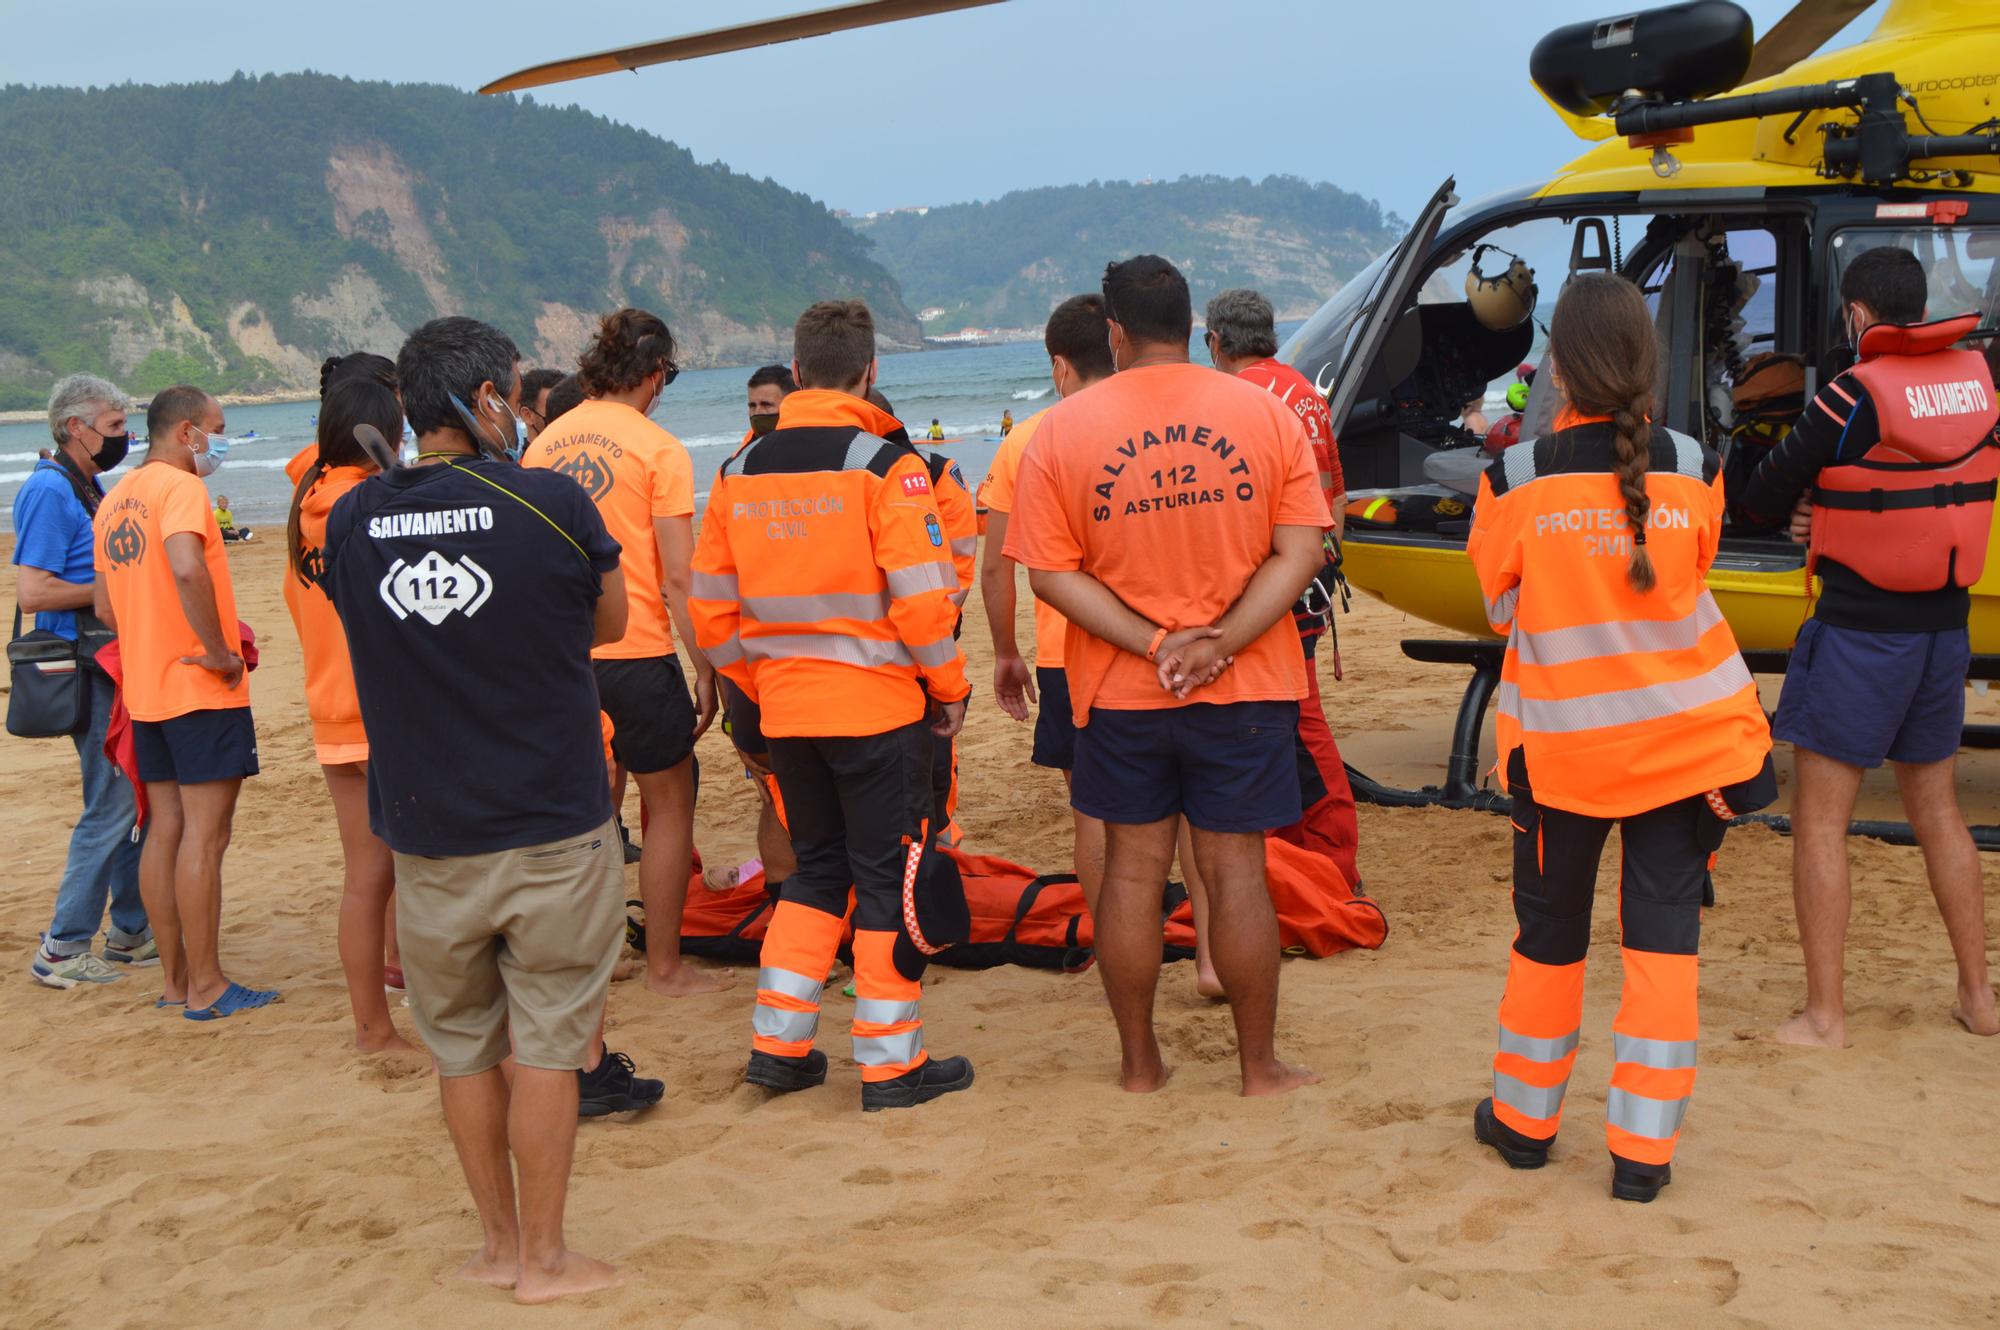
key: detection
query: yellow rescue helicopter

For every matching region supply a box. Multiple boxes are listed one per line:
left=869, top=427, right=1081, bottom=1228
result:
left=1284, top=0, right=2000, bottom=657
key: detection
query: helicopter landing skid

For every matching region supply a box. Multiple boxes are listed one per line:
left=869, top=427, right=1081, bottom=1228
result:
left=1349, top=639, right=2000, bottom=852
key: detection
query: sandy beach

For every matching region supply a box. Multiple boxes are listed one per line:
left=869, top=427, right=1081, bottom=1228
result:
left=4, top=531, right=1997, bottom=1328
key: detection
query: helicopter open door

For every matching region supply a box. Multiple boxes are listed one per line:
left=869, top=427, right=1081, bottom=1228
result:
left=1283, top=178, right=1457, bottom=489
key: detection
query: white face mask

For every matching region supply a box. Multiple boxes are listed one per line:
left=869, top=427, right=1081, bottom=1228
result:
left=192, top=428, right=228, bottom=478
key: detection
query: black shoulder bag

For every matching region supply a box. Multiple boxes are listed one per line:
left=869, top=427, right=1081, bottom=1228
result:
left=7, top=605, right=89, bottom=738
left=8, top=453, right=110, bottom=738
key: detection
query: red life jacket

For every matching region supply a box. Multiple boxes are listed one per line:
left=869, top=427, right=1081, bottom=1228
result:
left=1811, top=315, right=2000, bottom=593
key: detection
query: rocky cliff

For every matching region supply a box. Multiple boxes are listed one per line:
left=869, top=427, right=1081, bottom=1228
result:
left=0, top=75, right=918, bottom=408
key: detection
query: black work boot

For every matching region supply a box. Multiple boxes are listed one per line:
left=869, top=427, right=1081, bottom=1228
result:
left=745, top=1048, right=829, bottom=1093
left=577, top=1050, right=665, bottom=1118
left=861, top=1055, right=974, bottom=1112
left=1474, top=1097, right=1552, bottom=1169
left=1611, top=1157, right=1672, bottom=1203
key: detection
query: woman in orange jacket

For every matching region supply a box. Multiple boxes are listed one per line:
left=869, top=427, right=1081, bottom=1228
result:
left=284, top=374, right=415, bottom=1053
left=1466, top=274, right=1773, bottom=1202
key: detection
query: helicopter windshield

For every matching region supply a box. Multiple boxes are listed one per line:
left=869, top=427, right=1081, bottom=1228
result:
left=1279, top=248, right=1393, bottom=390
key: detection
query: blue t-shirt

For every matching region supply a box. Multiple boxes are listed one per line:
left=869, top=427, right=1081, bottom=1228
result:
left=321, top=457, right=623, bottom=857
left=9, top=459, right=100, bottom=641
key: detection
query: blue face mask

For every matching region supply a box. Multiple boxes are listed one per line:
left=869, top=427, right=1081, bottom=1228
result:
left=193, top=428, right=229, bottom=478
left=497, top=396, right=529, bottom=460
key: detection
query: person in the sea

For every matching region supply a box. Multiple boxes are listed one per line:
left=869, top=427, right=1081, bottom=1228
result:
left=928, top=418, right=945, bottom=440
left=1001, top=409, right=1014, bottom=437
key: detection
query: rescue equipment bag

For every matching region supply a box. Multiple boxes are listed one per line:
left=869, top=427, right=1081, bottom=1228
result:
left=1811, top=315, right=2000, bottom=593
left=932, top=842, right=1386, bottom=970
left=662, top=860, right=779, bottom=965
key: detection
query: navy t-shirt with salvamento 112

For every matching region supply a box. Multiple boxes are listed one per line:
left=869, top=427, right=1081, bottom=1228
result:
left=320, top=456, right=622, bottom=858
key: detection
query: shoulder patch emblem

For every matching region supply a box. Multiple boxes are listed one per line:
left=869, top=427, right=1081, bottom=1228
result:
left=925, top=514, right=943, bottom=547
left=902, top=472, right=932, bottom=496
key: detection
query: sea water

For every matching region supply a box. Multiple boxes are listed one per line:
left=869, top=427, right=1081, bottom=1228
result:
left=0, top=338, right=1081, bottom=534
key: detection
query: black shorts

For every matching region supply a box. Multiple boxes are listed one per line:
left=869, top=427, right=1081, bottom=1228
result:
left=1032, top=667, right=1076, bottom=771
left=133, top=708, right=260, bottom=785
left=593, top=654, right=696, bottom=774
left=1072, top=700, right=1302, bottom=833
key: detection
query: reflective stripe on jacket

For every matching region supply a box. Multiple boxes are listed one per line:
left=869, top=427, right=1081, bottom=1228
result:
left=923, top=449, right=978, bottom=610
left=1468, top=419, right=1771, bottom=819
left=692, top=389, right=970, bottom=739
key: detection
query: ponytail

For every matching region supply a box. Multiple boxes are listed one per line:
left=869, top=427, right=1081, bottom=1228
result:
left=1610, top=389, right=1655, bottom=592
left=286, top=459, right=328, bottom=587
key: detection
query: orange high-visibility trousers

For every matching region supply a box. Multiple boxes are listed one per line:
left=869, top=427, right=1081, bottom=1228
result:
left=1492, top=752, right=1711, bottom=1173
left=751, top=720, right=935, bottom=1081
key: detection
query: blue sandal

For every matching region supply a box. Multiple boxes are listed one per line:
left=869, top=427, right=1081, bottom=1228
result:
left=183, top=982, right=279, bottom=1022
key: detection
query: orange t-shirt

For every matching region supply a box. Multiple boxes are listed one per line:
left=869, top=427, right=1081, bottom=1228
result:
left=978, top=407, right=1070, bottom=668
left=524, top=398, right=694, bottom=660
left=282, top=445, right=369, bottom=746
left=1004, top=362, right=1330, bottom=726
left=94, top=461, right=248, bottom=721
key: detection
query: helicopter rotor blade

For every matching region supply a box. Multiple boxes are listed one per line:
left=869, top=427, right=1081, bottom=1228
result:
left=481, top=0, right=1008, bottom=95
left=1743, top=0, right=1876, bottom=84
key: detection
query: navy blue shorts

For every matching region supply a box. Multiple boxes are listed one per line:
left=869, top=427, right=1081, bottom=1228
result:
left=133, top=708, right=260, bottom=785
left=1072, top=700, right=1302, bottom=833
left=1773, top=620, right=1968, bottom=768
left=1032, top=667, right=1076, bottom=770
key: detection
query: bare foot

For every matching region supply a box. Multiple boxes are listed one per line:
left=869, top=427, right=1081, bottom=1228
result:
left=355, top=1029, right=420, bottom=1056
left=643, top=966, right=734, bottom=998
left=1773, top=1010, right=1847, bottom=1048
left=1951, top=989, right=1999, bottom=1036
left=1241, top=1059, right=1321, bottom=1097
left=1194, top=968, right=1226, bottom=1000
left=610, top=955, right=637, bottom=983
left=456, top=1245, right=518, bottom=1289
left=514, top=1250, right=625, bottom=1305
left=1120, top=1060, right=1173, bottom=1094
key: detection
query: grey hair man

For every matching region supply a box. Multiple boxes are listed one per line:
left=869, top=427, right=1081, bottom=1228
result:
left=1203, top=288, right=1282, bottom=366
left=17, top=373, right=153, bottom=988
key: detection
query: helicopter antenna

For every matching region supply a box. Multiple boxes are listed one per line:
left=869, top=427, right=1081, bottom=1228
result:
left=481, top=0, right=1008, bottom=95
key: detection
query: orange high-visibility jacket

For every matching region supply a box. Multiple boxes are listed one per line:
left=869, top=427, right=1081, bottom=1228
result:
left=921, top=448, right=978, bottom=610
left=692, top=389, right=971, bottom=738
left=1469, top=417, right=1771, bottom=819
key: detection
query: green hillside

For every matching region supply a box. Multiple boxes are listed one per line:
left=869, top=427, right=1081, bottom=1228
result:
left=848, top=175, right=1403, bottom=335
left=0, top=74, right=917, bottom=409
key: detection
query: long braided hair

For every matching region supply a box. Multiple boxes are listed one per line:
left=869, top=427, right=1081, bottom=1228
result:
left=1548, top=274, right=1661, bottom=592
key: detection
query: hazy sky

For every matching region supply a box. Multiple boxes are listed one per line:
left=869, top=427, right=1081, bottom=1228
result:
left=3, top=0, right=1885, bottom=218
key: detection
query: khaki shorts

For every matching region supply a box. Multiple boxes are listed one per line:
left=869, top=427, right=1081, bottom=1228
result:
left=394, top=819, right=624, bottom=1076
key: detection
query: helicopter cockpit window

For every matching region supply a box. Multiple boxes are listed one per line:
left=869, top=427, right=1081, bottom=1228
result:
left=1828, top=226, right=2000, bottom=356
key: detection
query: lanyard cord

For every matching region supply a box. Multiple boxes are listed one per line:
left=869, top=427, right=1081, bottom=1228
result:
left=412, top=452, right=593, bottom=566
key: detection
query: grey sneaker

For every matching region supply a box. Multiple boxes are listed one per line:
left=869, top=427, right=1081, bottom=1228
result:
left=104, top=938, right=160, bottom=967
left=31, top=948, right=125, bottom=989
